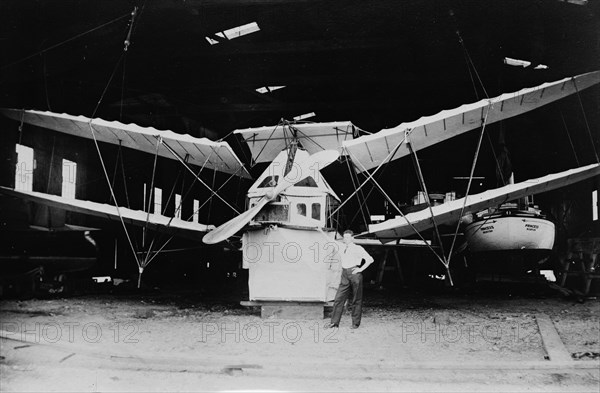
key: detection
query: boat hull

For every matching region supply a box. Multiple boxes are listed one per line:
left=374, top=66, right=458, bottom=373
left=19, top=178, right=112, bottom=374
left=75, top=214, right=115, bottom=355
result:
left=464, top=215, right=555, bottom=273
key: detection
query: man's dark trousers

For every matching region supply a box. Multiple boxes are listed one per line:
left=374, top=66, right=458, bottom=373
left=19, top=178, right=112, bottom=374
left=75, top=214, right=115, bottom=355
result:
left=331, top=267, right=363, bottom=326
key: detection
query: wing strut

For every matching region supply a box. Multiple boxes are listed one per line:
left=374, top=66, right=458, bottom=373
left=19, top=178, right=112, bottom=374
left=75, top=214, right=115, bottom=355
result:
left=328, top=132, right=409, bottom=220
left=87, top=123, right=141, bottom=275
left=344, top=156, right=370, bottom=230
left=446, top=105, right=492, bottom=266
left=143, top=136, right=161, bottom=250
left=347, top=149, right=447, bottom=266
left=161, top=139, right=240, bottom=215
left=407, top=133, right=450, bottom=281
left=573, top=77, right=600, bottom=163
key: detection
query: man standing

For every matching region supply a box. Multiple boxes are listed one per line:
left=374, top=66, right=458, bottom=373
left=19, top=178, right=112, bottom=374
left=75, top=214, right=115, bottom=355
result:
left=326, top=230, right=374, bottom=329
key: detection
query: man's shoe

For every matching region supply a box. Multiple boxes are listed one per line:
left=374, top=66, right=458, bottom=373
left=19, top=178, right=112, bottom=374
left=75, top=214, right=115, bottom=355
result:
left=351, top=324, right=359, bottom=329
left=324, top=323, right=338, bottom=329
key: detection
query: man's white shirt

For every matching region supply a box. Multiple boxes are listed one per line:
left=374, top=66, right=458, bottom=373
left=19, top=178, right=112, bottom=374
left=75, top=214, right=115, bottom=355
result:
left=339, top=243, right=374, bottom=269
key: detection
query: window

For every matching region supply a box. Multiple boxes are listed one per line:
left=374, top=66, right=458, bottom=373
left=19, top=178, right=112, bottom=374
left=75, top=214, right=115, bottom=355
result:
left=193, top=199, right=199, bottom=222
left=206, top=22, right=260, bottom=45
left=175, top=193, right=182, bottom=219
left=153, top=187, right=162, bottom=214
left=256, top=86, right=285, bottom=94
left=296, top=176, right=318, bottom=187
left=15, top=144, right=33, bottom=192
left=593, top=190, right=598, bottom=221
left=61, top=159, right=77, bottom=198
left=293, top=112, right=315, bottom=121
left=312, top=203, right=321, bottom=220
left=258, top=175, right=279, bottom=188
left=297, top=203, right=306, bottom=216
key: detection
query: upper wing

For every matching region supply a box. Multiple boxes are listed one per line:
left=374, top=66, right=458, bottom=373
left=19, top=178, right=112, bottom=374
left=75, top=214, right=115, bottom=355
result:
left=0, top=187, right=214, bottom=240
left=234, top=121, right=356, bottom=164
left=365, top=163, right=600, bottom=243
left=1, top=109, right=251, bottom=179
left=343, top=71, right=600, bottom=172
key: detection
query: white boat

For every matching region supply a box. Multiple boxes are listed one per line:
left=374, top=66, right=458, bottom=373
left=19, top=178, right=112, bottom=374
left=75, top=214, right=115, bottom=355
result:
left=464, top=202, right=555, bottom=272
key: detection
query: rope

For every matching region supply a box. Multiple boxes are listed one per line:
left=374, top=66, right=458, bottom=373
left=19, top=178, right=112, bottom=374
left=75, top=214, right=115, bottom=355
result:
left=0, top=12, right=131, bottom=71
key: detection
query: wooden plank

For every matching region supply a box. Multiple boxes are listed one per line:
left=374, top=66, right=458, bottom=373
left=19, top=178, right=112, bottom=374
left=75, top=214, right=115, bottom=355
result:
left=261, top=304, right=324, bottom=319
left=535, top=314, right=573, bottom=362
left=240, top=301, right=332, bottom=307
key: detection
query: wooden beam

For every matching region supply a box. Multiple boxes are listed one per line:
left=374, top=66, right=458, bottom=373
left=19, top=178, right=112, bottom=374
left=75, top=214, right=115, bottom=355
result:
left=535, top=314, right=573, bottom=363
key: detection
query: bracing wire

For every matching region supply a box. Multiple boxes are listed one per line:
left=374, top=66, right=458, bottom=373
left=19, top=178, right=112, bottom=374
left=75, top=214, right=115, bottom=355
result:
left=88, top=123, right=140, bottom=267
left=573, top=78, right=599, bottom=163
left=0, top=12, right=131, bottom=71
left=407, top=137, right=448, bottom=264
left=559, top=111, right=580, bottom=167
left=348, top=151, right=447, bottom=267
left=344, top=157, right=369, bottom=229
left=328, top=134, right=408, bottom=220
left=447, top=105, right=492, bottom=263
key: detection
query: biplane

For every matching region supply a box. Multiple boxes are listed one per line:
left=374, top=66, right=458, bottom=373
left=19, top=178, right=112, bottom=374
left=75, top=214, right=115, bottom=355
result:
left=1, top=70, right=599, bottom=301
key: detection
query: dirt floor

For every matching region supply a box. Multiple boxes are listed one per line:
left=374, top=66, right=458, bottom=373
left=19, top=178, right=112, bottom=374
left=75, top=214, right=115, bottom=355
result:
left=1, top=283, right=599, bottom=392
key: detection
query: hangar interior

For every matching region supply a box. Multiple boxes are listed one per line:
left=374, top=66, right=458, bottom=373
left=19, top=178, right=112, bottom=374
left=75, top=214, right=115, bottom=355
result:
left=0, top=0, right=598, bottom=297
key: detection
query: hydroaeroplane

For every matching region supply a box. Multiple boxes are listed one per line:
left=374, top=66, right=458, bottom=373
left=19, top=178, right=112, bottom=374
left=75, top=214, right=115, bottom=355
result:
left=1, top=70, right=599, bottom=301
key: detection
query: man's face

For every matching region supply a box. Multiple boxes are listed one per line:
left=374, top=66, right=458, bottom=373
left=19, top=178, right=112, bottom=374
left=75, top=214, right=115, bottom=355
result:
left=343, top=233, right=353, bottom=244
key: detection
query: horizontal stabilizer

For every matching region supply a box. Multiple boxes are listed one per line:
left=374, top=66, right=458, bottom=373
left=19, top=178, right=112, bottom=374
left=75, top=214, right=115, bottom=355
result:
left=344, top=71, right=600, bottom=172
left=234, top=121, right=356, bottom=164
left=0, top=187, right=214, bottom=240
left=1, top=109, right=251, bottom=179
left=367, top=163, right=600, bottom=243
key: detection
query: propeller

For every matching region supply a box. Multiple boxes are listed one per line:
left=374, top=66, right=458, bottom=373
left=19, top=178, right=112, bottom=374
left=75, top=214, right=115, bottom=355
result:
left=202, top=149, right=340, bottom=244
